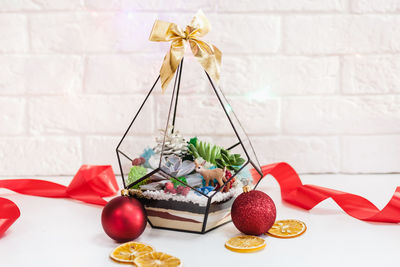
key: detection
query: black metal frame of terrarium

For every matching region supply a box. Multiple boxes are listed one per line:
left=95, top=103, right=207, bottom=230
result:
left=116, top=58, right=264, bottom=234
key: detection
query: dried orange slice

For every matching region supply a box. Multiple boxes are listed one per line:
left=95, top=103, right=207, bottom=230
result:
left=267, top=219, right=307, bottom=238
left=225, top=235, right=266, bottom=253
left=110, top=242, right=154, bottom=263
left=133, top=251, right=182, bottom=267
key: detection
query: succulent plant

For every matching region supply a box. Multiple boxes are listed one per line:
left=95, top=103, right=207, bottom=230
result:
left=153, top=125, right=188, bottom=157
left=171, top=176, right=187, bottom=188
left=188, top=139, right=221, bottom=165
left=188, top=138, right=245, bottom=171
left=188, top=137, right=198, bottom=146
left=159, top=155, right=195, bottom=177
left=126, top=165, right=148, bottom=189
left=215, top=149, right=245, bottom=171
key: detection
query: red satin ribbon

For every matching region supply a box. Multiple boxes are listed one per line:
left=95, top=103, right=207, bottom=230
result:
left=0, top=165, right=118, bottom=236
left=252, top=162, right=400, bottom=223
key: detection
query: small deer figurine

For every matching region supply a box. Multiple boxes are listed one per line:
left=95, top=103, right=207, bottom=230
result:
left=194, top=160, right=226, bottom=187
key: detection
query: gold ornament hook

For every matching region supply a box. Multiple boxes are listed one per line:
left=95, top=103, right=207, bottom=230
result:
left=243, top=185, right=251, bottom=193
left=121, top=189, right=129, bottom=196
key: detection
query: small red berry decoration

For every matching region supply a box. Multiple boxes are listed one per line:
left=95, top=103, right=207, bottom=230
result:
left=132, top=157, right=145, bottom=166
left=164, top=182, right=174, bottom=193
left=165, top=182, right=190, bottom=196
left=176, top=186, right=190, bottom=196
left=181, top=187, right=190, bottom=196
left=176, top=185, right=184, bottom=194
left=231, top=186, right=276, bottom=235
left=215, top=170, right=235, bottom=192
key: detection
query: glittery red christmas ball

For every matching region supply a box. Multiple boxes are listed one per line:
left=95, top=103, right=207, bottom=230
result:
left=101, top=196, right=147, bottom=242
left=231, top=189, right=276, bottom=235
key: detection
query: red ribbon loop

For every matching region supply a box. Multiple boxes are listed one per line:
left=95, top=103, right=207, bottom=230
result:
left=65, top=165, right=118, bottom=205
left=0, top=197, right=20, bottom=236
left=0, top=165, right=118, bottom=236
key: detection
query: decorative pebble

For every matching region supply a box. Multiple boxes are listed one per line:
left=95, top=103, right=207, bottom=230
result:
left=195, top=186, right=216, bottom=196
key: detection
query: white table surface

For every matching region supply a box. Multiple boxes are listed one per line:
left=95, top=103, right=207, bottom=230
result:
left=1, top=173, right=399, bottom=267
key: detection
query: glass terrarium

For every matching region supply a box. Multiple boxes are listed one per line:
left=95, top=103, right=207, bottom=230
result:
left=116, top=57, right=263, bottom=234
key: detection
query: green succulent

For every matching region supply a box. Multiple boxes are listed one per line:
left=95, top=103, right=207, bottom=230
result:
left=189, top=137, right=198, bottom=147
left=172, top=176, right=187, bottom=188
left=188, top=140, right=221, bottom=165
left=187, top=138, right=245, bottom=171
left=215, top=149, right=246, bottom=171
left=126, top=165, right=148, bottom=189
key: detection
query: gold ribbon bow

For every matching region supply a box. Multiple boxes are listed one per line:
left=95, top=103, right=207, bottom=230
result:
left=149, top=10, right=222, bottom=92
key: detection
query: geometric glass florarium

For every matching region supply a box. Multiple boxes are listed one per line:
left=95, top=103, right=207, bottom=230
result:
left=116, top=58, right=264, bottom=234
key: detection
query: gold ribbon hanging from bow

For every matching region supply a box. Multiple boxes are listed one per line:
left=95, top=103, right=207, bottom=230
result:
left=149, top=10, right=222, bottom=92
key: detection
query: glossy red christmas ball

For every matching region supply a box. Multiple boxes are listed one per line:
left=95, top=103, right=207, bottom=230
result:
left=231, top=189, right=276, bottom=235
left=101, top=196, right=147, bottom=242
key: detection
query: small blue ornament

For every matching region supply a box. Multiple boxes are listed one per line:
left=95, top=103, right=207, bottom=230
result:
left=140, top=147, right=155, bottom=168
left=194, top=186, right=215, bottom=196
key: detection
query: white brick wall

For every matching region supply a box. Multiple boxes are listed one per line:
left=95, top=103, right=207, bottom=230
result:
left=0, top=0, right=399, bottom=176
